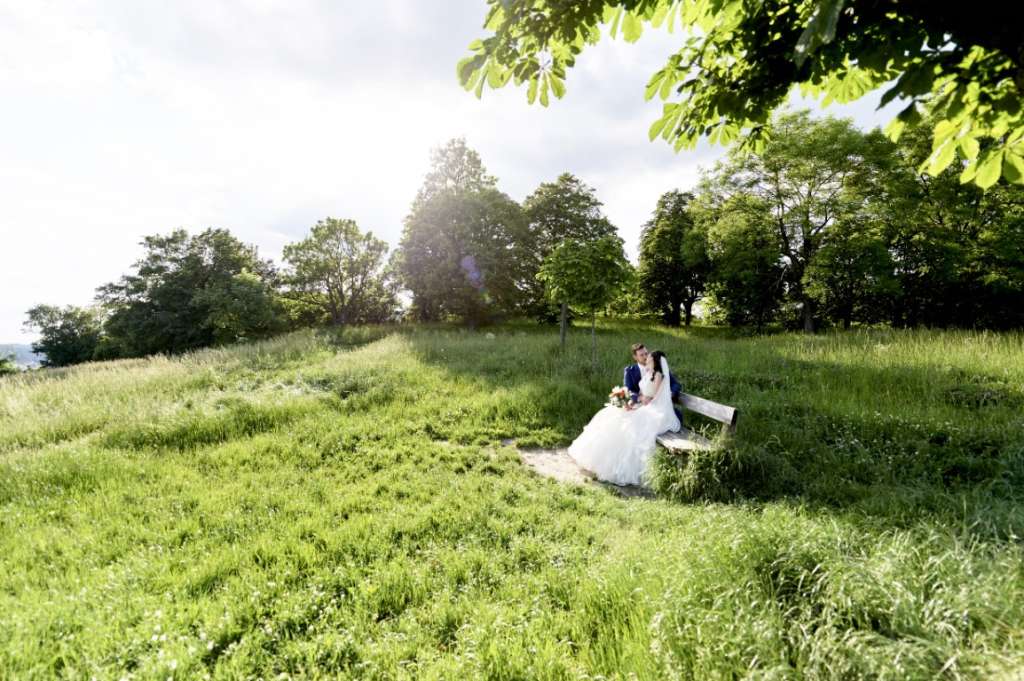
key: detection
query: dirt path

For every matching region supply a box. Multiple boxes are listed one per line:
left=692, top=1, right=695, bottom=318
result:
left=509, top=442, right=653, bottom=498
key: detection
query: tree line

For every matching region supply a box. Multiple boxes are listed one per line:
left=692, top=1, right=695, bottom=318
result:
left=21, top=113, right=1024, bottom=368
left=24, top=218, right=399, bottom=367
left=647, top=111, right=1024, bottom=332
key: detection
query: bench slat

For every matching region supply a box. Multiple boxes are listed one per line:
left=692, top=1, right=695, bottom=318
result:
left=677, top=393, right=737, bottom=430
left=657, top=428, right=713, bottom=452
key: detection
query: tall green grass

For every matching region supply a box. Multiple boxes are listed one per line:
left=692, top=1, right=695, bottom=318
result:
left=1, top=324, right=1022, bottom=679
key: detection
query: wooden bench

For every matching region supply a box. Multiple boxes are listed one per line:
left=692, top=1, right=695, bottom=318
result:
left=657, top=393, right=739, bottom=452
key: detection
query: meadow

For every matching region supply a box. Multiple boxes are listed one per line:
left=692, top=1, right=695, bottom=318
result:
left=1, top=322, right=1023, bottom=679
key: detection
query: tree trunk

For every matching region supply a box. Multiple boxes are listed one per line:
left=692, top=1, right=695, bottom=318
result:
left=666, top=297, right=682, bottom=327
left=559, top=302, right=568, bottom=351
left=843, top=316, right=851, bottom=330
left=591, top=312, right=597, bottom=372
left=683, top=300, right=694, bottom=327
left=802, top=298, right=816, bottom=333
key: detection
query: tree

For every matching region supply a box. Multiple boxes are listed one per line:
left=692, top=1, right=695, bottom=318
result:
left=522, top=173, right=618, bottom=338
left=0, top=354, right=16, bottom=376
left=414, top=137, right=497, bottom=204
left=23, top=305, right=103, bottom=367
left=803, top=222, right=899, bottom=329
left=605, top=261, right=643, bottom=318
left=870, top=122, right=1024, bottom=328
left=193, top=270, right=285, bottom=344
left=637, top=190, right=710, bottom=326
left=537, top=235, right=630, bottom=365
left=460, top=0, right=1024, bottom=188
left=397, top=140, right=533, bottom=324
left=97, top=228, right=280, bottom=357
left=701, top=111, right=882, bottom=332
left=704, top=198, right=786, bottom=330
left=282, top=218, right=397, bottom=326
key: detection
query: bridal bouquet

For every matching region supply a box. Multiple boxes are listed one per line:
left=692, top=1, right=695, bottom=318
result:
left=607, top=386, right=629, bottom=408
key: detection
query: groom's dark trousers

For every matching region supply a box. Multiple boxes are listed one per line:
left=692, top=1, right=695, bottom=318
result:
left=623, top=364, right=684, bottom=426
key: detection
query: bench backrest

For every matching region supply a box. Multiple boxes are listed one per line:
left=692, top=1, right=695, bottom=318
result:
left=676, top=392, right=738, bottom=434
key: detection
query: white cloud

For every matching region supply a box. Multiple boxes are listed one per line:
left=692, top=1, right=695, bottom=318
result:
left=0, top=0, right=902, bottom=342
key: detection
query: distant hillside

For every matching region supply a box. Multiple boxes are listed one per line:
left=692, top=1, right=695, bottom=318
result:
left=0, top=344, right=44, bottom=368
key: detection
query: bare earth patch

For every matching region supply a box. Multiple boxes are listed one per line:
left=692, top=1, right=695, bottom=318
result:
left=507, top=441, right=653, bottom=498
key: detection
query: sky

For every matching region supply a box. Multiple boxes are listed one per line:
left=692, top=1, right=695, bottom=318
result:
left=0, top=1, right=903, bottom=343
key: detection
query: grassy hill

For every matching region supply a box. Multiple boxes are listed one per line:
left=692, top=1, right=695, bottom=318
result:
left=1, top=323, right=1023, bottom=679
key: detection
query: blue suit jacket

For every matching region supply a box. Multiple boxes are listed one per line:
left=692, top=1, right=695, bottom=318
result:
left=623, top=363, right=682, bottom=404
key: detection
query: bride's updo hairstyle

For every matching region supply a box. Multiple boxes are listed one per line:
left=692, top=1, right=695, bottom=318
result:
left=649, top=350, right=668, bottom=377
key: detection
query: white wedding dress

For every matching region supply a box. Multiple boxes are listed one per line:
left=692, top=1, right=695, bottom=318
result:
left=568, top=357, right=681, bottom=486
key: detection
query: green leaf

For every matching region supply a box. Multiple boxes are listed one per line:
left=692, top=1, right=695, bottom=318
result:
left=878, top=83, right=902, bottom=109
left=885, top=102, right=920, bottom=141
left=456, top=56, right=478, bottom=87
left=831, top=67, right=872, bottom=103
left=719, top=123, right=739, bottom=145
left=974, top=149, right=1004, bottom=189
left=649, top=115, right=669, bottom=141
left=926, top=139, right=956, bottom=176
left=884, top=116, right=906, bottom=142
left=474, top=68, right=486, bottom=98
left=650, top=3, right=670, bottom=28
left=794, top=0, right=845, bottom=66
left=896, top=62, right=935, bottom=97
left=549, top=73, right=566, bottom=99
left=644, top=72, right=663, bottom=100
left=527, top=77, right=539, bottom=105
left=666, top=1, right=681, bottom=32
left=606, top=5, right=624, bottom=39
left=957, top=136, right=980, bottom=161
left=539, top=77, right=550, bottom=107
left=1003, top=150, right=1024, bottom=184
left=898, top=102, right=922, bottom=126
left=486, top=63, right=503, bottom=89
left=661, top=71, right=682, bottom=100
left=959, top=162, right=978, bottom=184
left=933, top=119, right=957, bottom=145
left=622, top=12, right=643, bottom=42
left=483, top=6, right=504, bottom=31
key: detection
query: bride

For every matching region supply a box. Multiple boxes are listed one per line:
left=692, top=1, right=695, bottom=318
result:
left=568, top=350, right=681, bottom=486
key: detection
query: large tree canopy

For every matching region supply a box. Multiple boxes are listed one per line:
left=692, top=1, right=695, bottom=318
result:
left=693, top=110, right=1024, bottom=330
left=23, top=305, right=103, bottom=367
left=637, top=190, right=710, bottom=327
left=397, top=139, right=533, bottom=324
left=283, top=218, right=396, bottom=326
left=522, top=173, right=618, bottom=328
left=96, top=229, right=281, bottom=357
left=459, top=0, right=1024, bottom=188
left=701, top=111, right=885, bottom=331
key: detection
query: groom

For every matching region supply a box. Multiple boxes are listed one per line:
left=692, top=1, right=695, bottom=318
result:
left=624, top=342, right=683, bottom=423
